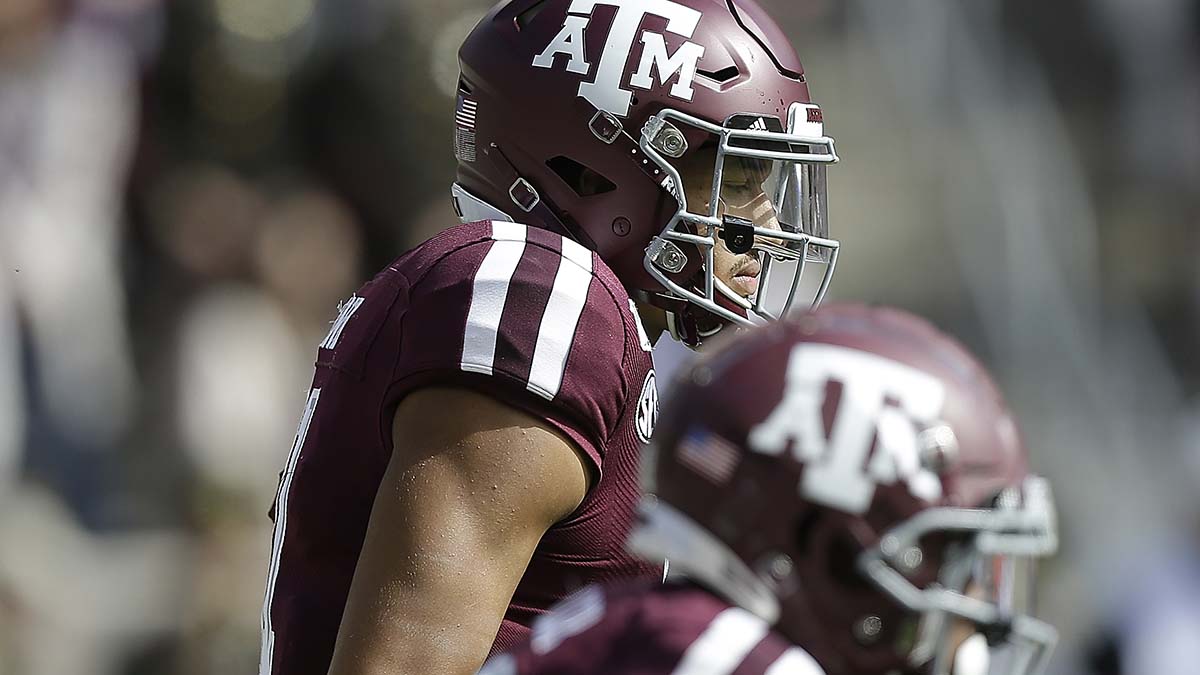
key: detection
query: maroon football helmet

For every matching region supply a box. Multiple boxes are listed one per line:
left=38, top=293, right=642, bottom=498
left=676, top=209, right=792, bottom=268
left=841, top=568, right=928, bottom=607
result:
left=453, top=0, right=839, bottom=346
left=628, top=305, right=1059, bottom=675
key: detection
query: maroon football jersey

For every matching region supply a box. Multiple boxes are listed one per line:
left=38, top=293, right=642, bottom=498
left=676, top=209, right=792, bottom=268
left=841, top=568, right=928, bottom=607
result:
left=478, top=582, right=825, bottom=675
left=259, top=220, right=662, bottom=675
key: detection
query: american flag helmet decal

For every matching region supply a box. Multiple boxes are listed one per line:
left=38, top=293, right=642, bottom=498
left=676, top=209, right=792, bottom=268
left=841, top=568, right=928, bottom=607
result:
left=455, top=94, right=478, bottom=162
left=677, top=426, right=740, bottom=485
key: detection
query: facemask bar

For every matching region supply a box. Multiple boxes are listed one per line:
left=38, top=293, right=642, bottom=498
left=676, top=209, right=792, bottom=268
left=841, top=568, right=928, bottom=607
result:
left=640, top=107, right=840, bottom=327
left=627, top=496, right=782, bottom=624
left=857, top=476, right=1059, bottom=675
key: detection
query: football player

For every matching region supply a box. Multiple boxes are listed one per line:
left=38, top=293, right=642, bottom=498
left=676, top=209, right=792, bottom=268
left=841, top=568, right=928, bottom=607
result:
left=479, top=304, right=1059, bottom=675
left=258, top=0, right=839, bottom=674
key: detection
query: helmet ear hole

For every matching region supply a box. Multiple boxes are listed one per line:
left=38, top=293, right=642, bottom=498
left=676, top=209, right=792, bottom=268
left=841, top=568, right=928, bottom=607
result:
left=696, top=65, right=741, bottom=85
left=792, top=508, right=821, bottom=556
left=827, top=528, right=872, bottom=593
left=546, top=156, right=617, bottom=197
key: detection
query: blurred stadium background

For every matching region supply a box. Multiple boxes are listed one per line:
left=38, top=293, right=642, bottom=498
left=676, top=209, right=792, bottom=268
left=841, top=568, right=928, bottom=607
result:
left=0, top=0, right=1197, bottom=673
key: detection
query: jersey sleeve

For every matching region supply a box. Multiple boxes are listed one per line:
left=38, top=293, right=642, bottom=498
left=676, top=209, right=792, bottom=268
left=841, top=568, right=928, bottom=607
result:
left=391, top=222, right=633, bottom=473
left=479, top=583, right=753, bottom=675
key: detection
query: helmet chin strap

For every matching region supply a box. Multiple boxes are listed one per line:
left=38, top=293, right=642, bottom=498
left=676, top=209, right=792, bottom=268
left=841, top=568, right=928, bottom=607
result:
left=460, top=141, right=600, bottom=251
left=665, top=309, right=687, bottom=344
left=667, top=307, right=696, bottom=343
left=453, top=184, right=759, bottom=350
left=663, top=302, right=729, bottom=348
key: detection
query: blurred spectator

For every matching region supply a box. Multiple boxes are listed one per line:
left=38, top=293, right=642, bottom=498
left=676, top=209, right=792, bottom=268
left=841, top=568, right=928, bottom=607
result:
left=0, top=0, right=140, bottom=498
left=1087, top=410, right=1200, bottom=675
left=0, top=3, right=186, bottom=675
left=1102, top=537, right=1200, bottom=675
left=169, top=179, right=364, bottom=500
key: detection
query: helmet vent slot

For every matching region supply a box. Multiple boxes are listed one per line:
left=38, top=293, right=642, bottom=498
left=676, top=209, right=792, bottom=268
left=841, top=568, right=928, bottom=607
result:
left=516, top=0, right=551, bottom=31
left=547, top=156, right=617, bottom=197
left=724, top=0, right=804, bottom=81
left=697, top=65, right=741, bottom=84
left=828, top=530, right=872, bottom=592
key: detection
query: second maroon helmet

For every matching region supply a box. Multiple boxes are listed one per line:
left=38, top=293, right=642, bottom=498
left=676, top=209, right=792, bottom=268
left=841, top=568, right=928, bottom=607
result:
left=628, top=305, right=1059, bottom=675
left=454, top=0, right=840, bottom=346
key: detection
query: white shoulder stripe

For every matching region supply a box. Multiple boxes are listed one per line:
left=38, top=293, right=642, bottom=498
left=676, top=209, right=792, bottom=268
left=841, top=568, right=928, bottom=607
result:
left=461, top=224, right=528, bottom=374
left=491, top=219, right=527, bottom=242
left=559, top=236, right=593, bottom=268
left=629, top=299, right=653, bottom=352
left=320, top=295, right=365, bottom=350
left=526, top=240, right=594, bottom=400
left=669, top=607, right=769, bottom=675
left=764, top=647, right=826, bottom=675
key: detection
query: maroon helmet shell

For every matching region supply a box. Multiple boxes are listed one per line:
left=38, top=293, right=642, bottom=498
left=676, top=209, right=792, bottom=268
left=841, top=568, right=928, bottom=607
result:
left=453, top=0, right=837, bottom=344
left=629, top=304, right=1058, bottom=675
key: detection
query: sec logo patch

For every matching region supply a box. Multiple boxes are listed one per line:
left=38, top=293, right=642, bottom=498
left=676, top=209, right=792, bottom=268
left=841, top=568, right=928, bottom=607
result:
left=636, top=370, right=658, bottom=443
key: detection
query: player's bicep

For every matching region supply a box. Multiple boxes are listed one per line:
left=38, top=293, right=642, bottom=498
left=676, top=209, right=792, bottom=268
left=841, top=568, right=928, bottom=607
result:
left=326, top=387, right=590, bottom=675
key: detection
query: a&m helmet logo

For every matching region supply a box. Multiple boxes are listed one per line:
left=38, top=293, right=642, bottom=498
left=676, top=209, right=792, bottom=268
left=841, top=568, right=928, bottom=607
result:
left=748, top=343, right=946, bottom=514
left=531, top=0, right=707, bottom=117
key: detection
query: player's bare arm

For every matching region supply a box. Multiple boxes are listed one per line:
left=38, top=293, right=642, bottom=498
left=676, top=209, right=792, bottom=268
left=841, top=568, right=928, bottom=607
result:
left=326, top=387, right=590, bottom=675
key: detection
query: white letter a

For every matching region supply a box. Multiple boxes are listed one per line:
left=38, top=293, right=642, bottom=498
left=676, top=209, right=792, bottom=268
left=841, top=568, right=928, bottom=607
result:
left=532, top=15, right=591, bottom=75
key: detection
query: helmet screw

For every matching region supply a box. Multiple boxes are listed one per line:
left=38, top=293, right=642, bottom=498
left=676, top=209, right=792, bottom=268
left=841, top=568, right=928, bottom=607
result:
left=918, top=424, right=959, bottom=473
left=879, top=535, right=900, bottom=557
left=899, top=546, right=924, bottom=571
left=767, top=554, right=793, bottom=581
left=647, top=121, right=689, bottom=158
left=691, top=366, right=713, bottom=386
left=665, top=249, right=682, bottom=269
left=853, top=615, right=884, bottom=645
left=612, top=217, right=631, bottom=237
